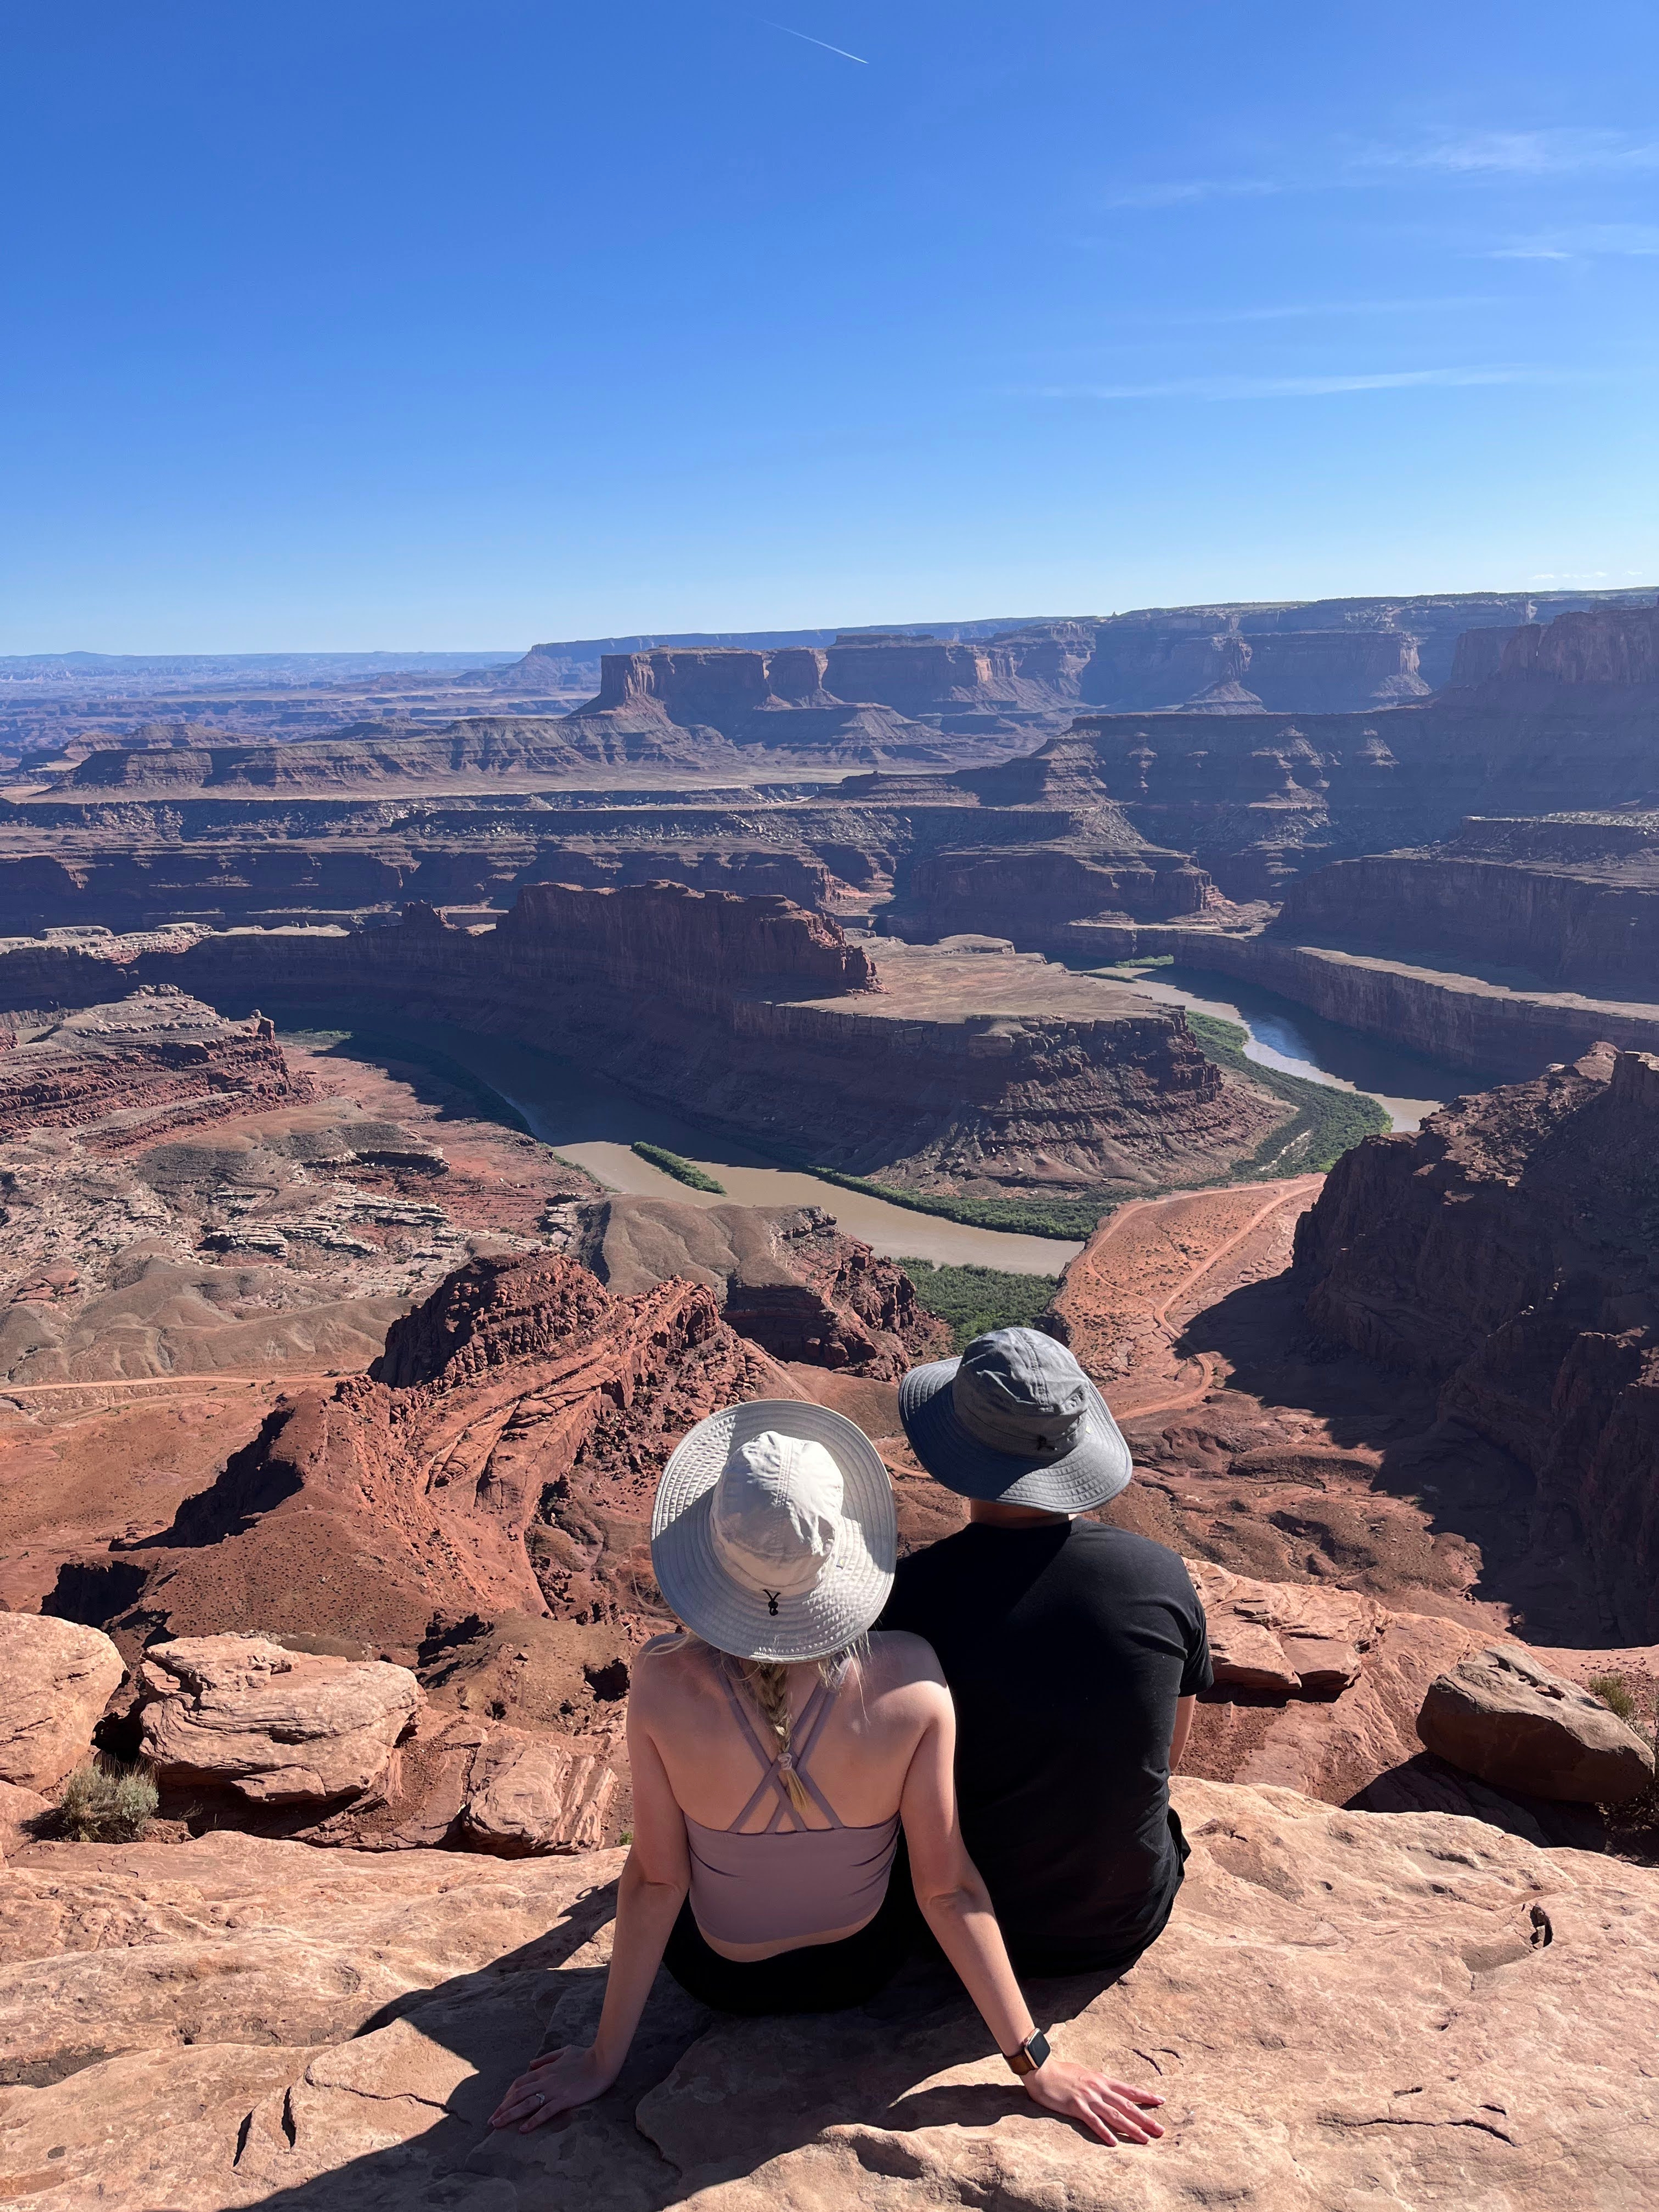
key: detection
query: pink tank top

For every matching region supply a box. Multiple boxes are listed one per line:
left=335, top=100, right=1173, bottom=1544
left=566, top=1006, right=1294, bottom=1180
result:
left=683, top=1667, right=901, bottom=1948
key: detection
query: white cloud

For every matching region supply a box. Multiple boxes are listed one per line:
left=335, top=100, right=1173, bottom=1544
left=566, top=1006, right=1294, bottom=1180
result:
left=1363, top=127, right=1659, bottom=177
left=1032, top=365, right=1573, bottom=401
left=1101, top=178, right=1281, bottom=210
left=1153, top=295, right=1500, bottom=325
left=1494, top=222, right=1659, bottom=259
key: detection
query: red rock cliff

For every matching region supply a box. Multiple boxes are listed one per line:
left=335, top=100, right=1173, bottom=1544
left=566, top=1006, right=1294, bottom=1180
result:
left=1491, top=599, right=1659, bottom=689
left=1294, top=1046, right=1659, bottom=1639
left=500, top=880, right=883, bottom=998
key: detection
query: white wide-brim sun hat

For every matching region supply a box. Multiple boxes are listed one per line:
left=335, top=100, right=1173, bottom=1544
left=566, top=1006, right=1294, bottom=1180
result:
left=650, top=1399, right=896, bottom=1664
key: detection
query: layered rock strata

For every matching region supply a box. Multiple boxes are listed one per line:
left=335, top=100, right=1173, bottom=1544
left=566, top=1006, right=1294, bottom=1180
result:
left=0, top=750, right=1211, bottom=934
left=1294, top=1044, right=1659, bottom=1640
left=0, top=988, right=311, bottom=1142
left=137, top=1634, right=422, bottom=1805
left=554, top=1195, right=950, bottom=1376
left=0, top=1004, right=586, bottom=1392
left=1276, top=813, right=1659, bottom=995
left=1455, top=595, right=1659, bottom=693
left=48, top=1249, right=810, bottom=1665
left=0, top=887, right=1282, bottom=1196
left=1045, top=1175, right=1621, bottom=1661
left=1073, top=920, right=1659, bottom=1077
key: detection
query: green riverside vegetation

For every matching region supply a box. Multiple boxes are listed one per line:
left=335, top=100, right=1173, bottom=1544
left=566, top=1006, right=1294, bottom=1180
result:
left=897, top=1259, right=1061, bottom=1349
left=1185, top=1012, right=1392, bottom=1175
left=631, top=1141, right=727, bottom=1194
left=804, top=1167, right=1112, bottom=1241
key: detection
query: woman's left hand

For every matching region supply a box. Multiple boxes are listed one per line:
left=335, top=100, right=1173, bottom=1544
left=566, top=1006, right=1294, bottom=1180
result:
left=1023, top=2056, right=1166, bottom=2145
left=489, top=2043, right=618, bottom=2132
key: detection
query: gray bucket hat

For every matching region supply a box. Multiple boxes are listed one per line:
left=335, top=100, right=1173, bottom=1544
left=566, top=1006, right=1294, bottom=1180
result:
left=899, top=1327, right=1132, bottom=1511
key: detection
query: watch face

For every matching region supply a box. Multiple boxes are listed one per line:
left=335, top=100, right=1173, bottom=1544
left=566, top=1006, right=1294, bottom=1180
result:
left=1027, top=2031, right=1050, bottom=2068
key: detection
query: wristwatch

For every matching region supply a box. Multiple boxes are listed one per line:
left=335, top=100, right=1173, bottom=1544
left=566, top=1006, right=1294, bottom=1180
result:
left=1004, top=2029, right=1051, bottom=2077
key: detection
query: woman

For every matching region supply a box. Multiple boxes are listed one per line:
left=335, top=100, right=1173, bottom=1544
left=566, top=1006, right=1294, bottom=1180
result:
left=489, top=1399, right=1166, bottom=2148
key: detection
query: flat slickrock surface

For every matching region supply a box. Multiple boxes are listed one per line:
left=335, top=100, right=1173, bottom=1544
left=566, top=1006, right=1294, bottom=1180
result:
left=788, top=935, right=1154, bottom=1022
left=1, top=1779, right=1654, bottom=2209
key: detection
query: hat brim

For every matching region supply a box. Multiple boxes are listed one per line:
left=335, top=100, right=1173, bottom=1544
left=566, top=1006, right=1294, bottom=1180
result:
left=650, top=1400, right=896, bottom=1663
left=898, top=1356, right=1132, bottom=1510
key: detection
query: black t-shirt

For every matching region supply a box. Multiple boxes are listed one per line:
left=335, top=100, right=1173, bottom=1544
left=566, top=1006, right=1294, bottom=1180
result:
left=879, top=1519, right=1212, bottom=1976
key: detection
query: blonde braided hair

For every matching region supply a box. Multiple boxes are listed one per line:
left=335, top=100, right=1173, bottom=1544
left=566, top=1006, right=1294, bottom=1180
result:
left=684, top=1634, right=868, bottom=1821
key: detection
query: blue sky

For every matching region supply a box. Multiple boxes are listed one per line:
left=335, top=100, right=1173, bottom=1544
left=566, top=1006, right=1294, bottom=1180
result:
left=3, top=0, right=1656, bottom=649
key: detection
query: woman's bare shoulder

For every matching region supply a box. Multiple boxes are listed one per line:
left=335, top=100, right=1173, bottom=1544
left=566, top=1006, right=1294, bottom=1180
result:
left=863, top=1629, right=948, bottom=1694
left=630, top=1634, right=713, bottom=1708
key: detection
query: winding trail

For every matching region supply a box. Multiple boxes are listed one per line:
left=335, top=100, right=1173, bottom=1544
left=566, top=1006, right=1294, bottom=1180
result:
left=1095, top=1177, right=1324, bottom=1423
left=0, top=1369, right=351, bottom=1400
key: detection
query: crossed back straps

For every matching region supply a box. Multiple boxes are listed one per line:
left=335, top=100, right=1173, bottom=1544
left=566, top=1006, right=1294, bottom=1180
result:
left=714, top=1666, right=847, bottom=1834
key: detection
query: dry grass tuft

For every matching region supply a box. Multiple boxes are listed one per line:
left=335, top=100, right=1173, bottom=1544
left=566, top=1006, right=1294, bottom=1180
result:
left=53, top=1759, right=159, bottom=1843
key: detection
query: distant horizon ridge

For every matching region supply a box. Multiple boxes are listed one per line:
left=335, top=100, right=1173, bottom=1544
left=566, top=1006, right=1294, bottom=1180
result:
left=5, top=583, right=1656, bottom=670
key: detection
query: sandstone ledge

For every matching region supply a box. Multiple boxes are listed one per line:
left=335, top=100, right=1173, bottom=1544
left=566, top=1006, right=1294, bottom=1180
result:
left=1070, top=922, right=1659, bottom=1077
left=1, top=1778, right=1654, bottom=2208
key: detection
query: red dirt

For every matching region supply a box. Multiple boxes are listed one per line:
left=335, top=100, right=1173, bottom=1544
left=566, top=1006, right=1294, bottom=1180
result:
left=1051, top=1177, right=1586, bottom=1641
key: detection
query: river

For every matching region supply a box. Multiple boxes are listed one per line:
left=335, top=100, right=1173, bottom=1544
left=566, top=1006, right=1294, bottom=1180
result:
left=287, top=978, right=1476, bottom=1282
left=292, top=1019, right=1085, bottom=1275
left=1090, top=962, right=1474, bottom=1131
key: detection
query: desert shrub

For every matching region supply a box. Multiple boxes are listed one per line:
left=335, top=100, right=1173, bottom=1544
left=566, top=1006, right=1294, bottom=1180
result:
left=630, top=1141, right=726, bottom=1193
left=1186, top=1012, right=1392, bottom=1176
left=1591, top=1672, right=1640, bottom=1726
left=898, top=1259, right=1060, bottom=1349
left=54, top=1759, right=159, bottom=1843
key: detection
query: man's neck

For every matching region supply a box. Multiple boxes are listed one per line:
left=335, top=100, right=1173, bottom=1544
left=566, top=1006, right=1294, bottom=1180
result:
left=967, top=1498, right=1075, bottom=1529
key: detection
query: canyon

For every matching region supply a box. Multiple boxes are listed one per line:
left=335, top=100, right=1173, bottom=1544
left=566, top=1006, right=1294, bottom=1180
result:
left=5, top=582, right=1659, bottom=2210
left=11, top=586, right=1646, bottom=761
left=1295, top=1043, right=1659, bottom=1644
left=3, top=1017, right=1657, bottom=2208
left=0, top=885, right=1282, bottom=1200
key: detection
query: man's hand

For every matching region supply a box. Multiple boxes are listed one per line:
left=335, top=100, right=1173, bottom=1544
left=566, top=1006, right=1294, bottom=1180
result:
left=488, top=2043, right=617, bottom=2132
left=1022, top=2056, right=1166, bottom=2145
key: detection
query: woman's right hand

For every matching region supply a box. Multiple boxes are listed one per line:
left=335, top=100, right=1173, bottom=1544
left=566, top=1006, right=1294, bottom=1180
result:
left=1022, top=2056, right=1166, bottom=2145
left=488, top=2043, right=618, bottom=2133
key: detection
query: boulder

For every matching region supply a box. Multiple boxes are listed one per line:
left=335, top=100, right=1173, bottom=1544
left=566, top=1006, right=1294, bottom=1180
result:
left=1417, top=1645, right=1656, bottom=1803
left=458, top=1726, right=617, bottom=1856
left=0, top=1779, right=51, bottom=1859
left=137, top=1633, right=422, bottom=1804
left=292, top=1708, right=624, bottom=1856
left=1186, top=1558, right=1384, bottom=1696
left=0, top=1612, right=125, bottom=1791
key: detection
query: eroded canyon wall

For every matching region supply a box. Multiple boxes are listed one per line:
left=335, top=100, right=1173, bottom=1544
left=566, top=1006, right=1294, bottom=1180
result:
left=1276, top=820, right=1659, bottom=995
left=0, top=886, right=1276, bottom=1195
left=1294, top=1045, right=1659, bottom=1640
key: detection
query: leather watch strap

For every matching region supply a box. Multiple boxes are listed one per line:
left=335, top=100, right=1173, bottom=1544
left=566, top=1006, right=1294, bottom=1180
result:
left=1004, top=2028, right=1050, bottom=2077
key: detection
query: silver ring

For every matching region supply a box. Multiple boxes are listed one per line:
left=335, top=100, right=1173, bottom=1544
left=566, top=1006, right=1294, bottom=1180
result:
left=531, top=2094, right=543, bottom=2106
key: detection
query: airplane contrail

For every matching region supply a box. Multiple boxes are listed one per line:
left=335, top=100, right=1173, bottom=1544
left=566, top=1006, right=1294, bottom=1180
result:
left=759, top=18, right=868, bottom=63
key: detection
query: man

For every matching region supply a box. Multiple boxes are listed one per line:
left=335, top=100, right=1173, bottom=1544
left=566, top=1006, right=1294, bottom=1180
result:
left=878, top=1325, right=1211, bottom=1978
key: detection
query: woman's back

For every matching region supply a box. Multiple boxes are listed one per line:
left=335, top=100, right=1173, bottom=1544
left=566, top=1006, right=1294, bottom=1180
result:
left=635, top=1629, right=941, bottom=1834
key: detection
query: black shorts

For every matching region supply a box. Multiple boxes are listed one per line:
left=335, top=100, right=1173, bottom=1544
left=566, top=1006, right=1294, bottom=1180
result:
left=663, top=1845, right=923, bottom=2017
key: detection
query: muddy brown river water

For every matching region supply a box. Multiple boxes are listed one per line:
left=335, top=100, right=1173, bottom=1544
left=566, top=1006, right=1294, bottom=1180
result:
left=292, top=974, right=1477, bottom=1279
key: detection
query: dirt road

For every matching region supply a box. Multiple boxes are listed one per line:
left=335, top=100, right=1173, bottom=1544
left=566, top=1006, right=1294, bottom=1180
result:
left=1084, top=1178, right=1323, bottom=1421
